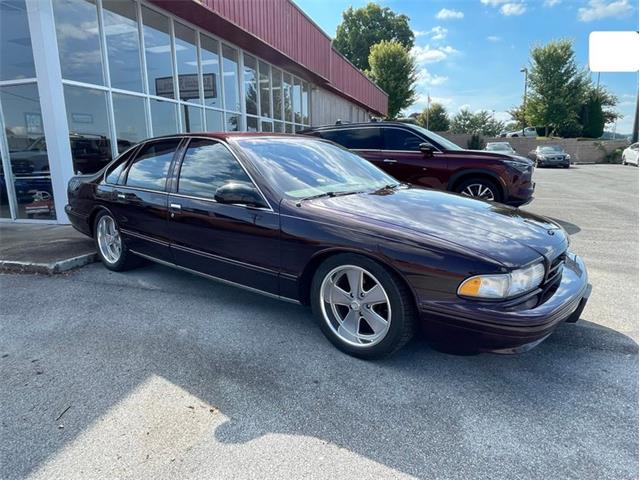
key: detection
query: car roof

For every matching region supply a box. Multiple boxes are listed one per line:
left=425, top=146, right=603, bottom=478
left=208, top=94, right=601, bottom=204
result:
left=300, top=121, right=416, bottom=133
left=149, top=132, right=300, bottom=142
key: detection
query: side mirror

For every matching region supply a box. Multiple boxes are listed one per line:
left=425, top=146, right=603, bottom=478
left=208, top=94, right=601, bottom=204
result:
left=419, top=143, right=435, bottom=157
left=214, top=182, right=267, bottom=208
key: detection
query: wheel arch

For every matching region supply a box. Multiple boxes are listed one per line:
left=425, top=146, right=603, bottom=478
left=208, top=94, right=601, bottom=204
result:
left=88, top=205, right=116, bottom=237
left=297, top=247, right=418, bottom=309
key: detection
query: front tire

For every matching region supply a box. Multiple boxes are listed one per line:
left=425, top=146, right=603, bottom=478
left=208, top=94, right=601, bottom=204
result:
left=93, top=210, right=141, bottom=271
left=311, top=254, right=416, bottom=359
left=455, top=178, right=502, bottom=202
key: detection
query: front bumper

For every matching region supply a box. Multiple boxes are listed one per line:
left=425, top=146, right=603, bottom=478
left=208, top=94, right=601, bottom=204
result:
left=418, top=252, right=591, bottom=353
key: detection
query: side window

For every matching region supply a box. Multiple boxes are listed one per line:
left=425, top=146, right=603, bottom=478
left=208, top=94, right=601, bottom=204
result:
left=384, top=128, right=424, bottom=151
left=125, top=139, right=180, bottom=190
left=105, top=147, right=137, bottom=185
left=178, top=139, right=252, bottom=199
left=321, top=128, right=382, bottom=150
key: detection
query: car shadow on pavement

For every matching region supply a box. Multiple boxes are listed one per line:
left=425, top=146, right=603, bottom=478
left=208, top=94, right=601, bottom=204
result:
left=1, top=265, right=638, bottom=479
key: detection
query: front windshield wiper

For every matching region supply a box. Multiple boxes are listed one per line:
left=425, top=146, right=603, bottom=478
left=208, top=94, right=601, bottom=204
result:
left=295, top=190, right=364, bottom=206
left=375, top=182, right=404, bottom=192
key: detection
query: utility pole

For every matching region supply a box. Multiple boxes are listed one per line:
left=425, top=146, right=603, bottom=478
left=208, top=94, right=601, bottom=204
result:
left=520, top=67, right=528, bottom=134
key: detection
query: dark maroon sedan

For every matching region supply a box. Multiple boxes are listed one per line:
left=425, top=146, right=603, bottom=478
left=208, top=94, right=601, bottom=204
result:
left=66, top=133, right=590, bottom=358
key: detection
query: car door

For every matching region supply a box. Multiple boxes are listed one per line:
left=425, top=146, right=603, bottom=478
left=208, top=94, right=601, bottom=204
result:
left=166, top=138, right=280, bottom=295
left=110, top=138, right=180, bottom=262
left=368, top=127, right=450, bottom=189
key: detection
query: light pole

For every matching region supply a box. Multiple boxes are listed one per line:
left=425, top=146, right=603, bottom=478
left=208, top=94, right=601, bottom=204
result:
left=520, top=67, right=528, bottom=134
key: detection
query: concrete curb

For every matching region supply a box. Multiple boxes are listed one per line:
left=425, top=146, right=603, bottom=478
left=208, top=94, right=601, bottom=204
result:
left=0, top=252, right=98, bottom=274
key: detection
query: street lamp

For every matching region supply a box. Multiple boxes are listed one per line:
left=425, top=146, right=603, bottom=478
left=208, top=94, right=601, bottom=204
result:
left=520, top=67, right=528, bottom=135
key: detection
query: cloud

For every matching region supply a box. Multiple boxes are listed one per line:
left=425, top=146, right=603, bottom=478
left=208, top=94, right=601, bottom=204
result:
left=417, top=68, right=448, bottom=86
left=436, top=8, right=464, bottom=19
left=544, top=0, right=561, bottom=6
left=480, top=0, right=509, bottom=5
left=430, top=26, right=448, bottom=41
left=413, top=30, right=428, bottom=37
left=500, top=3, right=527, bottom=15
left=578, top=0, right=633, bottom=21
left=487, top=35, right=502, bottom=42
left=411, top=44, right=459, bottom=64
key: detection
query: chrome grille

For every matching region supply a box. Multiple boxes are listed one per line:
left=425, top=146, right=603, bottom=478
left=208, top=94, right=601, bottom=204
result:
left=543, top=253, right=565, bottom=287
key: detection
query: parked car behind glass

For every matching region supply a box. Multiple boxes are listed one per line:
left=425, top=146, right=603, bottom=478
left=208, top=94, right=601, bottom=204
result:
left=66, top=133, right=590, bottom=359
left=301, top=122, right=534, bottom=206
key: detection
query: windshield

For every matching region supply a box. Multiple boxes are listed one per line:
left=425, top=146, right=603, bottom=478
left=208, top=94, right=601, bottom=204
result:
left=405, top=124, right=463, bottom=151
left=486, top=143, right=510, bottom=151
left=235, top=137, right=397, bottom=199
left=539, top=145, right=563, bottom=153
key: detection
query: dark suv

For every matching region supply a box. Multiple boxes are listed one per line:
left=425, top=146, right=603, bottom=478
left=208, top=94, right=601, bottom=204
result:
left=301, top=122, right=535, bottom=206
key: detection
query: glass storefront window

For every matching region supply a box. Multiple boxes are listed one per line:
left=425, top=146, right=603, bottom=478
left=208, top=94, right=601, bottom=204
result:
left=272, top=68, right=283, bottom=121
left=225, top=113, right=239, bottom=132
left=222, top=44, right=239, bottom=112
left=174, top=22, right=200, bottom=104
left=53, top=0, right=104, bottom=85
left=205, top=109, right=224, bottom=132
left=201, top=35, right=222, bottom=109
left=0, top=84, right=56, bottom=220
left=261, top=121, right=273, bottom=133
left=293, top=77, right=302, bottom=124
left=246, top=116, right=258, bottom=132
left=142, top=6, right=174, bottom=99
left=283, top=73, right=293, bottom=123
left=63, top=85, right=113, bottom=174
left=102, top=0, right=143, bottom=93
left=273, top=121, right=284, bottom=133
left=150, top=99, right=178, bottom=136
left=182, top=105, right=203, bottom=133
left=259, top=61, right=271, bottom=118
left=0, top=161, right=10, bottom=218
left=243, top=54, right=258, bottom=116
left=0, top=0, right=36, bottom=81
left=112, top=93, right=148, bottom=152
left=302, top=82, right=310, bottom=124
left=285, top=123, right=293, bottom=133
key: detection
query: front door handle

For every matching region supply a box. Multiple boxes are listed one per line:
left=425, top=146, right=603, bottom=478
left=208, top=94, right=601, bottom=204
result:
left=383, top=158, right=397, bottom=164
left=169, top=203, right=182, bottom=210
left=116, top=193, right=126, bottom=200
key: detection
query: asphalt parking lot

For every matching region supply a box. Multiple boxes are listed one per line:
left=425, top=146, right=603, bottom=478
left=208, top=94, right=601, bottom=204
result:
left=1, top=164, right=638, bottom=480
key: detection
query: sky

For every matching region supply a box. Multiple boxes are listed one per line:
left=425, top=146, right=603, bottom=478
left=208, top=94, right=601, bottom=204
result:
left=294, top=0, right=639, bottom=134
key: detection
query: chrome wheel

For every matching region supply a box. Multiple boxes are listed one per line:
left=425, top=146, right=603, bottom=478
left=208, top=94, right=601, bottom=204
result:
left=460, top=183, right=495, bottom=201
left=96, top=215, right=122, bottom=264
left=319, top=265, right=391, bottom=347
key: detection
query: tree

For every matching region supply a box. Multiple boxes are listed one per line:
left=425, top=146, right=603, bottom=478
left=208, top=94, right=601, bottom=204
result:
left=367, top=41, right=417, bottom=119
left=450, top=108, right=504, bottom=136
left=417, top=103, right=450, bottom=131
left=507, top=105, right=527, bottom=129
left=334, top=3, right=414, bottom=71
left=525, top=39, right=590, bottom=136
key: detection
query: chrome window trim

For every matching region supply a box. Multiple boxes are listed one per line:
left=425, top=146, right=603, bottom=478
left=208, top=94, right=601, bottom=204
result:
left=315, top=125, right=444, bottom=154
left=129, top=249, right=300, bottom=304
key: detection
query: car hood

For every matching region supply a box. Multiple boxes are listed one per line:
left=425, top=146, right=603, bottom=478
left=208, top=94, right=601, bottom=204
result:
left=300, top=187, right=567, bottom=268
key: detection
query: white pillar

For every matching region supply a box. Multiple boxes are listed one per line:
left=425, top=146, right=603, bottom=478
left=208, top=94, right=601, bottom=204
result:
left=26, top=0, right=74, bottom=224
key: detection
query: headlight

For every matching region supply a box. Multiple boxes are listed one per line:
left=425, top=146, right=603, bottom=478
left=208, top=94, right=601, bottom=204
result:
left=566, top=154, right=571, bottom=160
left=504, top=159, right=530, bottom=172
left=458, top=262, right=545, bottom=299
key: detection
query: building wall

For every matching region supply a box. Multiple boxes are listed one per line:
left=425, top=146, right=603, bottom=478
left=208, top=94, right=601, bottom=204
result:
left=311, top=87, right=370, bottom=127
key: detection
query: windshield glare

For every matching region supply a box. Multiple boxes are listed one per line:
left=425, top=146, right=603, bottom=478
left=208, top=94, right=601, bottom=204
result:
left=539, top=145, right=563, bottom=152
left=407, top=124, right=463, bottom=151
left=487, top=143, right=510, bottom=150
left=236, top=137, right=397, bottom=199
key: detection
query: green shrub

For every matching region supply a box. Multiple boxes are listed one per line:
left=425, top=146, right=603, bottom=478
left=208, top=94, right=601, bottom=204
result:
left=467, top=133, right=485, bottom=150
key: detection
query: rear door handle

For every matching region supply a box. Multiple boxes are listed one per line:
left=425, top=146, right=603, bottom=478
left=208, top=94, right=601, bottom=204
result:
left=383, top=158, right=397, bottom=164
left=116, top=193, right=126, bottom=200
left=169, top=203, right=181, bottom=210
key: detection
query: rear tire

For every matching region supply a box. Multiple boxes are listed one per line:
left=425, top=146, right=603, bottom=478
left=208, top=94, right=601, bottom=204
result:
left=93, top=210, right=142, bottom=271
left=311, top=253, right=416, bottom=359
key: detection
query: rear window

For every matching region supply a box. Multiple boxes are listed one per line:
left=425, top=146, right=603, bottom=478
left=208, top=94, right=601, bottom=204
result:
left=319, top=127, right=382, bottom=150
left=105, top=147, right=137, bottom=184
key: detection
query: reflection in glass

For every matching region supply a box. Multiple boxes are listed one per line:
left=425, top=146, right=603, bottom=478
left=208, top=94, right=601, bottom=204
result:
left=14, top=178, right=56, bottom=220
left=273, top=121, right=284, bottom=133
left=243, top=54, right=258, bottom=116
left=174, top=22, right=200, bottom=103
left=293, top=77, right=302, bottom=123
left=0, top=167, right=9, bottom=218
left=205, top=109, right=224, bottom=132
left=222, top=44, right=239, bottom=111
left=259, top=61, right=271, bottom=118
left=126, top=139, right=179, bottom=190
left=246, top=116, right=258, bottom=132
left=102, top=0, right=143, bottom=92
left=178, top=140, right=251, bottom=198
left=201, top=35, right=222, bottom=108
left=261, top=121, right=273, bottom=133
left=53, top=0, right=104, bottom=85
left=302, top=82, right=310, bottom=124
left=182, top=105, right=203, bottom=133
left=150, top=99, right=178, bottom=136
left=0, top=0, right=36, bottom=81
left=283, top=73, right=292, bottom=122
left=112, top=93, right=147, bottom=151
left=272, top=68, right=283, bottom=121
left=142, top=6, right=174, bottom=98
left=285, top=123, right=293, bottom=133
left=225, top=113, right=239, bottom=132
